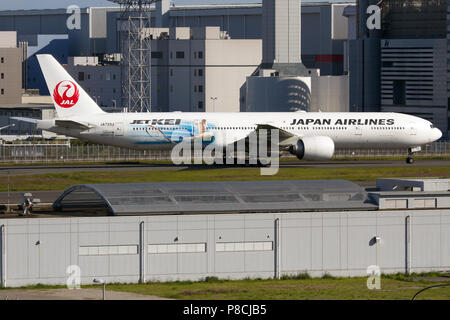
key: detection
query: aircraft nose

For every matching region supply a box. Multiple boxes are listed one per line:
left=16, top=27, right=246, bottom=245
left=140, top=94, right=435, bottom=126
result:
left=434, top=128, right=442, bottom=140
left=433, top=128, right=442, bottom=141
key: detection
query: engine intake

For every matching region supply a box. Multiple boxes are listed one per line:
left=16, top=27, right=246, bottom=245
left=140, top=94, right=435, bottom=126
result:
left=289, top=136, right=335, bottom=161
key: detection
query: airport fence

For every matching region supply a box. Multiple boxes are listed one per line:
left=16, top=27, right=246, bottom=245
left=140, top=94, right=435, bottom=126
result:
left=0, top=141, right=449, bottom=164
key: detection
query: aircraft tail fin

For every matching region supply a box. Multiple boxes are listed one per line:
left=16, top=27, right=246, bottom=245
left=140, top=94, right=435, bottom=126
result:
left=37, top=54, right=105, bottom=118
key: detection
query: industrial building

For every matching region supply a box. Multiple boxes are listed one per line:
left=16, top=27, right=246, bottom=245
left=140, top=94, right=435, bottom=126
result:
left=1, top=0, right=449, bottom=139
left=0, top=31, right=23, bottom=105
left=0, top=31, right=57, bottom=140
left=0, top=178, right=449, bottom=287
left=0, top=1, right=354, bottom=115
left=65, top=56, right=121, bottom=111
left=349, top=0, right=449, bottom=139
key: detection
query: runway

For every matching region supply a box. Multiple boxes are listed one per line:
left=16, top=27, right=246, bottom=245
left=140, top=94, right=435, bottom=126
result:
left=0, top=159, right=449, bottom=176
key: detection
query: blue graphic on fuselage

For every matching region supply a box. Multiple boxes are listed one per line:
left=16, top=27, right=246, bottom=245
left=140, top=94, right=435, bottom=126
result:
left=131, top=119, right=215, bottom=146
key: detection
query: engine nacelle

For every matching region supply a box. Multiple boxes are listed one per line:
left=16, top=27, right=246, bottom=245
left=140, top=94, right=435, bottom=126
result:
left=289, top=136, right=335, bottom=161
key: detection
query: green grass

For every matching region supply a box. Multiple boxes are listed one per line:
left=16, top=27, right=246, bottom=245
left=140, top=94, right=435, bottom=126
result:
left=1, top=166, right=449, bottom=192
left=102, top=274, right=450, bottom=300
left=3, top=273, right=449, bottom=300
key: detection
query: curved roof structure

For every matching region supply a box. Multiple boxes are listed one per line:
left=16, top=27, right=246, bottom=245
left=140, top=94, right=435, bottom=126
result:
left=53, top=180, right=376, bottom=215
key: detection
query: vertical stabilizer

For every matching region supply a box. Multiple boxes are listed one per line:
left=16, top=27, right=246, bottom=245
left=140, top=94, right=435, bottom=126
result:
left=37, top=54, right=105, bottom=118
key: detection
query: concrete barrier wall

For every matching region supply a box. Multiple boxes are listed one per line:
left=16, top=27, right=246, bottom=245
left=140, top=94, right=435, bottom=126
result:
left=0, top=209, right=449, bottom=287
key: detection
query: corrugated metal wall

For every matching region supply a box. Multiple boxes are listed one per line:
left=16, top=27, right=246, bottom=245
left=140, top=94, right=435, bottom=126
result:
left=0, top=209, right=449, bottom=287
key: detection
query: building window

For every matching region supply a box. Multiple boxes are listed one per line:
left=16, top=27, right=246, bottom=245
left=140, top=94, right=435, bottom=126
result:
left=113, top=88, right=116, bottom=93
left=78, top=72, right=85, bottom=81
left=198, top=69, right=203, bottom=76
left=1, top=73, right=4, bottom=79
left=393, top=80, right=406, bottom=105
left=176, top=51, right=185, bottom=59
left=1, top=89, right=4, bottom=95
left=151, top=51, right=163, bottom=59
left=1, top=57, right=3, bottom=63
left=216, top=241, right=273, bottom=252
left=198, top=51, right=203, bottom=59
left=198, top=85, right=203, bottom=93
left=79, top=245, right=138, bottom=256
left=87, top=74, right=91, bottom=80
left=198, top=101, right=203, bottom=109
left=148, top=243, right=206, bottom=254
left=113, top=74, right=116, bottom=80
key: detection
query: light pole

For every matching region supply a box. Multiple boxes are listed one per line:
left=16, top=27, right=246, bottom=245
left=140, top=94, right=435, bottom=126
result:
left=93, top=278, right=106, bottom=300
left=210, top=97, right=217, bottom=112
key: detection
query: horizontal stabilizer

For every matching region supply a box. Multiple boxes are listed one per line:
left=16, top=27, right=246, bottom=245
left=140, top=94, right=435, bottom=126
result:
left=11, top=117, right=39, bottom=124
left=55, top=119, right=91, bottom=130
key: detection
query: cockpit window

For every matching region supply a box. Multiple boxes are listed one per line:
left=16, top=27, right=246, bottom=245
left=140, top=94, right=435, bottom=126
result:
left=430, top=124, right=435, bottom=129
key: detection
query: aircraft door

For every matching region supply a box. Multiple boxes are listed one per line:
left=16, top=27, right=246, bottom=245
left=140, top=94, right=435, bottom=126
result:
left=354, top=126, right=363, bottom=136
left=114, top=122, right=124, bottom=136
left=409, top=123, right=417, bottom=135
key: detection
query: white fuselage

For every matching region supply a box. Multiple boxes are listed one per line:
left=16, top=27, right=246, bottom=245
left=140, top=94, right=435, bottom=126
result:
left=37, top=112, right=442, bottom=151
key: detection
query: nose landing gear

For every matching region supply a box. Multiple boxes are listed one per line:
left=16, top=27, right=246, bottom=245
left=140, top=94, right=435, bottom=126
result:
left=406, top=157, right=414, bottom=164
left=406, top=146, right=421, bottom=164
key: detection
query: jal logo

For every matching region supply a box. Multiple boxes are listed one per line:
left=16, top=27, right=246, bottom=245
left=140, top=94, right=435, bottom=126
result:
left=53, top=80, right=80, bottom=108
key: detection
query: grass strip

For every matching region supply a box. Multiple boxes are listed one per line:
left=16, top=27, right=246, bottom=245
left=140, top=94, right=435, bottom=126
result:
left=1, top=166, right=449, bottom=192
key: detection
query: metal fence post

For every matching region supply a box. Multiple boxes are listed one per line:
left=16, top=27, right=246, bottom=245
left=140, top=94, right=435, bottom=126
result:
left=405, top=215, right=411, bottom=274
left=274, top=218, right=280, bottom=279
left=139, top=221, right=145, bottom=284
left=0, top=224, right=6, bottom=288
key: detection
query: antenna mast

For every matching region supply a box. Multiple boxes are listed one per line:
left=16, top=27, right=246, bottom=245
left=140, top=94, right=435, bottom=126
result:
left=108, top=0, right=160, bottom=112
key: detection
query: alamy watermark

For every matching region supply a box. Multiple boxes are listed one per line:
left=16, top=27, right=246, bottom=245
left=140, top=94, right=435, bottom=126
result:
left=66, top=265, right=81, bottom=290
left=170, top=129, right=280, bottom=175
left=366, top=5, right=381, bottom=30
left=366, top=265, right=381, bottom=290
left=66, top=5, right=81, bottom=30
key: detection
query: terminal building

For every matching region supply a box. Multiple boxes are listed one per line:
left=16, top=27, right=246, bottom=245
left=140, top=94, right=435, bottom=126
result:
left=0, top=178, right=449, bottom=287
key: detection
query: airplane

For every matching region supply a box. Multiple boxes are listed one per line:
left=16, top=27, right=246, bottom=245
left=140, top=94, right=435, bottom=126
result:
left=0, top=124, right=15, bottom=131
left=12, top=54, right=442, bottom=164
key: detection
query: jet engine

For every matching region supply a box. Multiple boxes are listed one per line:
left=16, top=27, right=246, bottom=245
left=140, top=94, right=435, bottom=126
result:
left=288, top=136, right=335, bottom=161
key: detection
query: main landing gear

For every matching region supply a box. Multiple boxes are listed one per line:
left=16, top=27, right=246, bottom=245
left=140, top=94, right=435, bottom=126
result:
left=406, top=146, right=421, bottom=164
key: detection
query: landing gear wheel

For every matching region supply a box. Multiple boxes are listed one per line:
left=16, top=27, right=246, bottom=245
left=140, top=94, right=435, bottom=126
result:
left=406, top=157, right=414, bottom=164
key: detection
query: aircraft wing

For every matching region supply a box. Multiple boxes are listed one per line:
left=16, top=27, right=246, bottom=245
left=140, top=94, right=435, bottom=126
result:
left=229, top=124, right=299, bottom=151
left=254, top=124, right=297, bottom=142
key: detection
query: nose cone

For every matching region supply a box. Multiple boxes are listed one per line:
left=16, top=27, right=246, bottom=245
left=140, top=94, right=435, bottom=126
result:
left=432, top=128, right=442, bottom=141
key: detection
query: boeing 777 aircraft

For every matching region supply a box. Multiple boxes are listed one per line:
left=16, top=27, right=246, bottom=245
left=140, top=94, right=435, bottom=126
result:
left=13, top=54, right=442, bottom=164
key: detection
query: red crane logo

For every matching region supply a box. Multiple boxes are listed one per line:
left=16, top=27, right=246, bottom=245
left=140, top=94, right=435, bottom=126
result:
left=53, top=80, right=80, bottom=108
